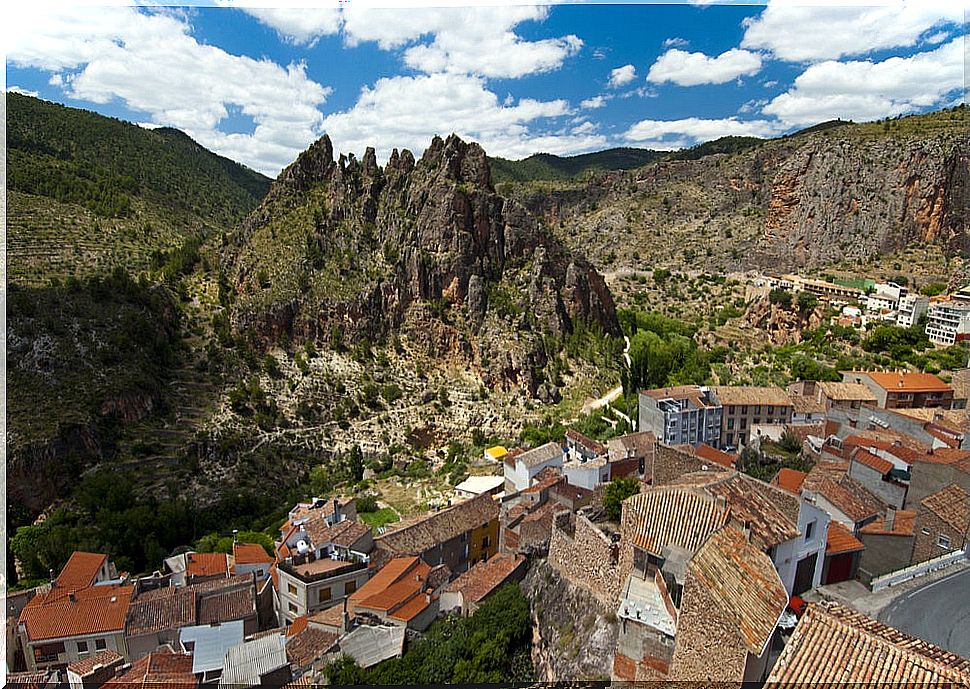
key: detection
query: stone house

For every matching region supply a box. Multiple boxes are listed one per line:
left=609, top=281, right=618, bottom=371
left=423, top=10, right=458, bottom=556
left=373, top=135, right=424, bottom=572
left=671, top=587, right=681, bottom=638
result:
left=346, top=556, right=450, bottom=632
left=857, top=508, right=916, bottom=583
left=66, top=649, right=125, bottom=689
left=912, top=484, right=970, bottom=563
left=712, top=386, right=794, bottom=450
left=439, top=552, right=527, bottom=616
left=502, top=441, right=563, bottom=493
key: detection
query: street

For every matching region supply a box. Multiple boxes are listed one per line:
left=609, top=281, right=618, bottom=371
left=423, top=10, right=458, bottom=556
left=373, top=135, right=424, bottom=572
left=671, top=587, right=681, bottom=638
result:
left=878, top=567, right=970, bottom=658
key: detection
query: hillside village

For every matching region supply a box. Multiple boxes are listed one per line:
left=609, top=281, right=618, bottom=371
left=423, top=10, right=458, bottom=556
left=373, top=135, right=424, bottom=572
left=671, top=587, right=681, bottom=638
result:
left=8, top=337, right=970, bottom=687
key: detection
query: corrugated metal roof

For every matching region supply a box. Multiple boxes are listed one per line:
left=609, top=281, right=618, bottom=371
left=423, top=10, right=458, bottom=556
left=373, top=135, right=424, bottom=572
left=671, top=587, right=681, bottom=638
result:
left=218, top=633, right=288, bottom=688
left=339, top=624, right=405, bottom=669
left=179, top=620, right=245, bottom=673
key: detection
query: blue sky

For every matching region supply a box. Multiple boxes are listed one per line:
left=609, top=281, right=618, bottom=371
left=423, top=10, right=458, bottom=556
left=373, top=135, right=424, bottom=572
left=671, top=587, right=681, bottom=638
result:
left=5, top=1, right=965, bottom=176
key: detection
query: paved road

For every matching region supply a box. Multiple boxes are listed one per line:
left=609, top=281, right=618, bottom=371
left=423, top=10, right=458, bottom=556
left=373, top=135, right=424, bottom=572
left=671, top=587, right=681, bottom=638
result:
left=878, top=567, right=970, bottom=657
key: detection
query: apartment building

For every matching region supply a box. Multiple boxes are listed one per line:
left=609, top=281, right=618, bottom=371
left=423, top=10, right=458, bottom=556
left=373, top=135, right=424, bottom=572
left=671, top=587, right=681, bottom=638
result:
left=712, top=386, right=793, bottom=450
left=926, top=295, right=970, bottom=346
left=896, top=294, right=929, bottom=328
left=843, top=371, right=954, bottom=410
left=638, top=386, right=722, bottom=448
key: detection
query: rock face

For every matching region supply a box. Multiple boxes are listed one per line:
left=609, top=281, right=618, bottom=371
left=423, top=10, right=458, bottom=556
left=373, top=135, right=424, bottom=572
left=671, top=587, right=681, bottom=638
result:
left=522, top=559, right=618, bottom=682
left=226, top=133, right=619, bottom=396
left=738, top=296, right=825, bottom=346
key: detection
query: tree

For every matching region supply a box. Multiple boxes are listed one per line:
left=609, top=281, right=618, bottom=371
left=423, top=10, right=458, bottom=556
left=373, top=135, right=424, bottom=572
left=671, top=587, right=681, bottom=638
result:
left=349, top=445, right=365, bottom=482
left=769, top=288, right=793, bottom=308
left=796, top=291, right=818, bottom=315
left=604, top=477, right=641, bottom=521
left=778, top=430, right=803, bottom=455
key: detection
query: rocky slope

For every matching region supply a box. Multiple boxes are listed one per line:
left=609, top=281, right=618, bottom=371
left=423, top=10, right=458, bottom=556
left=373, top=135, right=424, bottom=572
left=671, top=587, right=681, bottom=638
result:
left=224, top=133, right=618, bottom=398
left=507, top=107, right=969, bottom=293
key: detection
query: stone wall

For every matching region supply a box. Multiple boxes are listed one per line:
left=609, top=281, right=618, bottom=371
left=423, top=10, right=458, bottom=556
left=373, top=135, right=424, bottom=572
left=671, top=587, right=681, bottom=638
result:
left=548, top=512, right=624, bottom=606
left=652, top=444, right=728, bottom=486
left=908, top=462, right=970, bottom=512
left=912, top=509, right=965, bottom=564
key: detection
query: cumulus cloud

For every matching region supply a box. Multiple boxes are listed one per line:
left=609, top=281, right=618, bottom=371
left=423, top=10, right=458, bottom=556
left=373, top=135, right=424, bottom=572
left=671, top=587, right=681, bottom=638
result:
left=741, top=1, right=962, bottom=62
left=320, top=72, right=605, bottom=162
left=623, top=116, right=786, bottom=148
left=647, top=48, right=762, bottom=86
left=245, top=6, right=582, bottom=79
left=580, top=95, right=607, bottom=109
left=8, top=6, right=331, bottom=176
left=8, top=86, right=40, bottom=97
left=608, top=64, right=637, bottom=88
left=763, top=37, right=965, bottom=126
left=662, top=37, right=689, bottom=48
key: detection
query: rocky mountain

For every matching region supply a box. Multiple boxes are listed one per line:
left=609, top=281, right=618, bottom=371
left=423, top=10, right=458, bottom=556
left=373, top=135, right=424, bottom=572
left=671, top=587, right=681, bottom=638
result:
left=507, top=107, right=969, bottom=289
left=224, top=133, right=619, bottom=398
left=490, top=147, right=663, bottom=184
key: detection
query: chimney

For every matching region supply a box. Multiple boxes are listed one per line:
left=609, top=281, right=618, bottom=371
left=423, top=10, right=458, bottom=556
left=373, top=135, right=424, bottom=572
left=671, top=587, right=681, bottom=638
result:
left=49, top=569, right=55, bottom=587
left=233, top=529, right=239, bottom=544
left=342, top=597, right=350, bottom=633
left=885, top=507, right=896, bottom=531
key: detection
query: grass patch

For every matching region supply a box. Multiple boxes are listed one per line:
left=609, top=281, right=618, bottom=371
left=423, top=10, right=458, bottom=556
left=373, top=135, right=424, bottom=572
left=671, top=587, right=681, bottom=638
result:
left=359, top=507, right=400, bottom=531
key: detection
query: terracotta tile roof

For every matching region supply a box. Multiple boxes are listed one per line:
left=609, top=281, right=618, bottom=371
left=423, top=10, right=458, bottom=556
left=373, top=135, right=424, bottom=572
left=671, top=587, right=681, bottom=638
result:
left=185, top=552, right=229, bottom=579
left=765, top=601, right=970, bottom=687
left=843, top=434, right=929, bottom=463
left=387, top=592, right=432, bottom=622
left=357, top=568, right=429, bottom=613
left=442, top=553, right=524, bottom=604
left=286, top=616, right=308, bottom=638
left=565, top=429, right=607, bottom=455
left=66, top=649, right=124, bottom=677
left=850, top=447, right=894, bottom=475
left=520, top=500, right=561, bottom=527
left=607, top=431, right=656, bottom=462
left=348, top=557, right=424, bottom=614
left=917, top=447, right=970, bottom=472
left=197, top=586, right=256, bottom=625
left=693, top=443, right=738, bottom=469
left=551, top=481, right=593, bottom=504
left=802, top=459, right=849, bottom=493
left=687, top=526, right=787, bottom=655
left=859, top=509, right=916, bottom=536
left=641, top=385, right=716, bottom=407
left=5, top=670, right=54, bottom=689
left=704, top=473, right=800, bottom=548
left=522, top=466, right=563, bottom=493
left=285, top=626, right=339, bottom=669
left=789, top=394, right=826, bottom=414
left=308, top=604, right=345, bottom=630
left=20, top=584, right=133, bottom=641
left=817, top=381, right=877, bottom=402
left=126, top=587, right=196, bottom=636
left=55, top=552, right=107, bottom=590
left=516, top=441, right=563, bottom=469
left=186, top=572, right=255, bottom=594
left=815, top=475, right=886, bottom=524
left=712, top=385, right=793, bottom=407
left=328, top=520, right=372, bottom=548
left=772, top=468, right=808, bottom=495
left=375, top=493, right=498, bottom=557
left=862, top=371, right=952, bottom=393
left=624, top=486, right=728, bottom=555
left=921, top=484, right=970, bottom=534
left=233, top=543, right=274, bottom=566
left=103, top=648, right=197, bottom=689
left=826, top=522, right=866, bottom=555
left=503, top=447, right=525, bottom=467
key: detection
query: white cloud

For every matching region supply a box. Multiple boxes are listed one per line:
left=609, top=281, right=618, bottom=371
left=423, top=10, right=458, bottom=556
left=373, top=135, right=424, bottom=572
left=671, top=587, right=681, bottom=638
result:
left=623, top=116, right=785, bottom=148
left=244, top=6, right=582, bottom=79
left=7, top=6, right=331, bottom=175
left=763, top=38, right=965, bottom=126
left=580, top=95, right=607, bottom=109
left=647, top=48, right=762, bottom=86
left=8, top=86, right=40, bottom=97
left=662, top=37, right=689, bottom=48
left=741, top=1, right=962, bottom=62
left=320, top=72, right=605, bottom=162
left=608, top=64, right=637, bottom=88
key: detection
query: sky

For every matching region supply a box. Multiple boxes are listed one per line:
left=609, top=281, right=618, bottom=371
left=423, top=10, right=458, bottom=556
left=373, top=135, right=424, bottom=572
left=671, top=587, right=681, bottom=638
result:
left=4, top=1, right=966, bottom=177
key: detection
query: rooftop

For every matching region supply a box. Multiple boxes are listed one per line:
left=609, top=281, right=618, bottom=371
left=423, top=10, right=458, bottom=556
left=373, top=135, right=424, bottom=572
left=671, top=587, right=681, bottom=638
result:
left=623, top=486, right=728, bottom=555
left=692, top=443, right=738, bottom=469
left=826, top=522, right=866, bottom=556
left=641, top=385, right=718, bottom=409
left=375, top=493, right=499, bottom=557
left=703, top=472, right=801, bottom=549
left=218, top=634, right=288, bottom=689
left=815, top=474, right=886, bottom=524
left=484, top=445, right=508, bottom=460
left=921, top=483, right=970, bottom=535
left=102, top=649, right=196, bottom=689
left=565, top=429, right=607, bottom=455
left=179, top=620, right=245, bottom=674
left=817, top=381, right=877, bottom=401
left=857, top=371, right=952, bottom=393
left=233, top=543, right=274, bottom=566
left=349, top=557, right=432, bottom=622
left=285, top=557, right=362, bottom=581
left=442, top=552, right=524, bottom=604
left=454, top=474, right=505, bottom=495
left=197, top=586, right=256, bottom=625
left=712, top=385, right=793, bottom=407
left=771, top=468, right=807, bottom=495
left=859, top=509, right=916, bottom=537
left=66, top=649, right=124, bottom=677
left=20, top=584, right=134, bottom=641
left=850, top=447, right=894, bottom=475
left=285, top=625, right=339, bottom=669
left=186, top=552, right=229, bottom=579
left=55, top=551, right=107, bottom=590
left=126, top=587, right=196, bottom=636
left=515, top=441, right=564, bottom=469
left=607, top=431, right=656, bottom=461
left=765, top=601, right=970, bottom=686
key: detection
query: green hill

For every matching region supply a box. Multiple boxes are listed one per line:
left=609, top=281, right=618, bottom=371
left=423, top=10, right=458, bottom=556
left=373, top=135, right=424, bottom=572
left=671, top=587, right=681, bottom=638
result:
left=7, top=93, right=271, bottom=285
left=490, top=147, right=663, bottom=184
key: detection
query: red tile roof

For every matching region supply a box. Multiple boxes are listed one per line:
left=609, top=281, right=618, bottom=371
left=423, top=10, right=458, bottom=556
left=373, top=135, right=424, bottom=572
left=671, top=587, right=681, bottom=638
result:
left=55, top=552, right=107, bottom=590
left=850, top=448, right=894, bottom=475
left=185, top=552, right=229, bottom=578
left=920, top=484, right=970, bottom=534
left=565, top=429, right=607, bottom=455
left=102, top=648, right=196, bottom=689
left=442, top=553, right=524, bottom=604
left=693, top=443, right=738, bottom=469
left=285, top=626, right=339, bottom=669
left=863, top=371, right=952, bottom=393
left=859, top=509, right=916, bottom=537
left=815, top=475, right=886, bottom=524
left=197, top=586, right=256, bottom=625
left=66, top=650, right=124, bottom=677
left=387, top=592, right=432, bottom=622
left=826, top=523, right=866, bottom=556
left=233, top=543, right=274, bottom=566
left=20, top=585, right=133, bottom=641
left=125, top=588, right=196, bottom=636
left=348, top=557, right=425, bottom=614
left=772, top=468, right=807, bottom=495
left=286, top=615, right=309, bottom=638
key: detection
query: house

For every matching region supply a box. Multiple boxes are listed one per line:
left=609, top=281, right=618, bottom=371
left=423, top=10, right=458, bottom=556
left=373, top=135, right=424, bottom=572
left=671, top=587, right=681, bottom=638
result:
left=896, top=293, right=929, bottom=328
left=802, top=462, right=885, bottom=532
left=124, top=586, right=196, bottom=659
left=912, top=484, right=970, bottom=563
left=283, top=618, right=339, bottom=678
left=857, top=508, right=916, bottom=583
left=503, top=441, right=563, bottom=493
left=842, top=371, right=954, bottom=410
left=232, top=543, right=274, bottom=582
left=810, top=381, right=878, bottom=415
left=821, top=523, right=865, bottom=584
left=439, top=553, right=527, bottom=616
left=712, top=386, right=794, bottom=449
left=66, top=650, right=125, bottom=689
left=764, top=601, right=970, bottom=686
left=178, top=620, right=245, bottom=684
left=606, top=431, right=656, bottom=481
left=638, top=386, right=722, bottom=448
left=906, top=447, right=970, bottom=512
left=483, top=445, right=508, bottom=463
left=562, top=454, right=610, bottom=491
left=286, top=497, right=357, bottom=529
left=373, top=493, right=499, bottom=574
left=453, top=475, right=504, bottom=499
left=184, top=553, right=230, bottom=585
left=564, top=429, right=607, bottom=462
left=925, top=292, right=970, bottom=345
left=275, top=557, right=370, bottom=627
left=651, top=443, right=732, bottom=487
left=675, top=443, right=737, bottom=470
left=667, top=527, right=788, bottom=685
left=346, top=557, right=448, bottom=631
left=846, top=446, right=907, bottom=508
left=17, top=553, right=134, bottom=671
left=193, top=573, right=260, bottom=635
left=218, top=633, right=290, bottom=689
left=101, top=648, right=196, bottom=689
left=787, top=390, right=827, bottom=425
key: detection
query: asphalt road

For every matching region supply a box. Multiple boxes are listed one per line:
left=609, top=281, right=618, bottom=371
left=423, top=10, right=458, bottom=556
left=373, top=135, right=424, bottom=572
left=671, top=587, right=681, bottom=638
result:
left=878, top=567, right=970, bottom=658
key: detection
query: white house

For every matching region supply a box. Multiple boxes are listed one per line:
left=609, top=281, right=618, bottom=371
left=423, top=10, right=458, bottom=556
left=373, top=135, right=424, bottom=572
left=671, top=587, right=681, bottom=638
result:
left=503, top=442, right=563, bottom=493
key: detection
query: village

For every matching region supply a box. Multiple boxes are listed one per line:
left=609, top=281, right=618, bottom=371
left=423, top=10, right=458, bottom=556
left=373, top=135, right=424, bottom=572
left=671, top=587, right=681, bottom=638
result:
left=7, top=343, right=970, bottom=687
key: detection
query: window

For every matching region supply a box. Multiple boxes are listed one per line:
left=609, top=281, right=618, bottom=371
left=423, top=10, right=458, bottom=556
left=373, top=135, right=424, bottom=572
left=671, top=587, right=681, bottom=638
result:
left=77, top=641, right=88, bottom=654
left=288, top=603, right=298, bottom=614
left=482, top=535, right=491, bottom=549
left=922, top=528, right=931, bottom=535
left=753, top=405, right=761, bottom=414
left=741, top=405, right=748, bottom=414
left=345, top=579, right=357, bottom=595
left=318, top=587, right=332, bottom=603
left=805, top=520, right=816, bottom=541
left=938, top=534, right=951, bottom=549
left=767, top=405, right=774, bottom=414
left=288, top=583, right=297, bottom=596
left=95, top=639, right=106, bottom=651
left=727, top=418, right=734, bottom=430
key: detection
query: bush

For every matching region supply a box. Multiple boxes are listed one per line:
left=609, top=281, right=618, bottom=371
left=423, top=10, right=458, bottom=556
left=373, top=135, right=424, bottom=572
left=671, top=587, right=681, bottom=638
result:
left=604, top=477, right=641, bottom=521
left=769, top=288, right=793, bottom=308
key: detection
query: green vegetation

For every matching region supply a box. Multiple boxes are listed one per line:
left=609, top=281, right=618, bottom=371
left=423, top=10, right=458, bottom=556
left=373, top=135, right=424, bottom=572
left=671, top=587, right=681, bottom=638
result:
left=490, top=147, right=662, bottom=183
left=358, top=508, right=400, bottom=531
left=604, top=477, right=641, bottom=521
left=920, top=282, right=947, bottom=296
left=666, top=135, right=763, bottom=161
left=325, top=583, right=534, bottom=684
left=196, top=530, right=274, bottom=556
left=619, top=309, right=719, bottom=391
